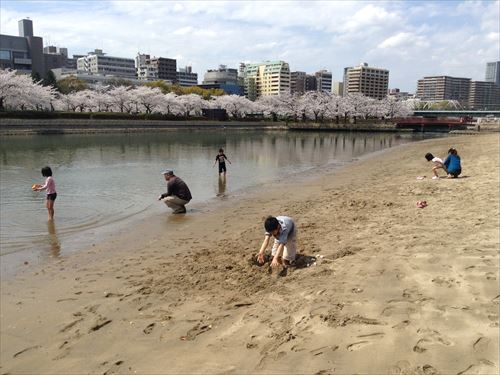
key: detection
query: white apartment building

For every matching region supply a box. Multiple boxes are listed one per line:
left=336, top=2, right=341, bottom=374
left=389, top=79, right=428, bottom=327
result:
left=343, top=63, right=389, bottom=99
left=77, top=49, right=136, bottom=79
left=240, top=60, right=290, bottom=100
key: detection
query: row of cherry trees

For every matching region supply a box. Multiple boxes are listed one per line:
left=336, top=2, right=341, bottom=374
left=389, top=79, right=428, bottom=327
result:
left=0, top=69, right=412, bottom=120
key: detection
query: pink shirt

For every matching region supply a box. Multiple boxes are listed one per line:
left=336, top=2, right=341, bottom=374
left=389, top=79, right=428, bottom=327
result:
left=40, top=176, right=56, bottom=194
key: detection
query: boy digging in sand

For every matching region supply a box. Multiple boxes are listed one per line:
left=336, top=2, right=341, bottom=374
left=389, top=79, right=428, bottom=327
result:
left=256, top=216, right=297, bottom=271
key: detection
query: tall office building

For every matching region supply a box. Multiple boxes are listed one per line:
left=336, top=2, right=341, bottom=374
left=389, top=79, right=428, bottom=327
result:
left=77, top=49, right=136, bottom=79
left=416, top=76, right=471, bottom=105
left=485, top=61, right=500, bottom=85
left=290, top=71, right=306, bottom=94
left=343, top=63, right=389, bottom=99
left=177, top=66, right=198, bottom=86
left=315, top=70, right=332, bottom=93
left=240, top=61, right=290, bottom=100
left=135, top=53, right=177, bottom=82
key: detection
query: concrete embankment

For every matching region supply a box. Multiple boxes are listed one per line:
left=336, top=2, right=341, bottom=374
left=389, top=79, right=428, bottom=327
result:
left=0, top=118, right=289, bottom=135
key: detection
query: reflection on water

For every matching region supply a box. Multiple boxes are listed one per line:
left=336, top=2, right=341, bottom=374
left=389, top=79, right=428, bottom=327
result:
left=46, top=221, right=61, bottom=257
left=0, top=130, right=440, bottom=266
left=217, top=175, right=227, bottom=197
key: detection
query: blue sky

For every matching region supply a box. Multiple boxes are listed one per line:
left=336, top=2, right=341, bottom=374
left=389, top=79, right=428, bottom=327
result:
left=1, top=0, right=499, bottom=92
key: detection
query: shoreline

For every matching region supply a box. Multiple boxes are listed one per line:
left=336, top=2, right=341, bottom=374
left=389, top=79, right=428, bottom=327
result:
left=0, top=131, right=439, bottom=279
left=1, top=134, right=498, bottom=374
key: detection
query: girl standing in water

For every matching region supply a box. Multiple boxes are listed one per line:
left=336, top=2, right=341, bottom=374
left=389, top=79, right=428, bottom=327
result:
left=34, top=166, right=57, bottom=220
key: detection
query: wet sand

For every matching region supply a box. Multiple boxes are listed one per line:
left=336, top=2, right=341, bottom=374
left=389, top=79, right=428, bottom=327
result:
left=1, top=134, right=499, bottom=375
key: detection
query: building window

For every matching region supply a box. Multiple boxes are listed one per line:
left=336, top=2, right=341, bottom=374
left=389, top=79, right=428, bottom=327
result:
left=0, top=50, right=11, bottom=60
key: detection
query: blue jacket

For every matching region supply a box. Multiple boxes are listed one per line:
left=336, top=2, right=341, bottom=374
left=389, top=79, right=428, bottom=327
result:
left=444, top=154, right=461, bottom=173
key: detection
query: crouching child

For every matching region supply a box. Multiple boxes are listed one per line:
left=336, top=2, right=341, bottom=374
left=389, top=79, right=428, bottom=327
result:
left=257, top=216, right=297, bottom=269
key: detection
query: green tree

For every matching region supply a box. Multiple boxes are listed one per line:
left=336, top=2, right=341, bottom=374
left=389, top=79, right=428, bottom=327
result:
left=145, top=80, right=172, bottom=93
left=56, top=76, right=88, bottom=94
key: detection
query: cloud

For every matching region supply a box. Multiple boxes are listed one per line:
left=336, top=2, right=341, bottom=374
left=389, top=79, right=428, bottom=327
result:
left=0, top=0, right=498, bottom=91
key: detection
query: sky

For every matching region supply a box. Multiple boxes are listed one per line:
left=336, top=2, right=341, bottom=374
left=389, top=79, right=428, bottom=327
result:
left=0, top=0, right=499, bottom=92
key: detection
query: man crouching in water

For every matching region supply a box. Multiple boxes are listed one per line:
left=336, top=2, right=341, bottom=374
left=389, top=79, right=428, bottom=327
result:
left=256, top=216, right=297, bottom=271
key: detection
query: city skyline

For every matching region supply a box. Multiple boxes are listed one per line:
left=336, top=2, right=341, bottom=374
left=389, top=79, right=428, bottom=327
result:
left=0, top=0, right=499, bottom=92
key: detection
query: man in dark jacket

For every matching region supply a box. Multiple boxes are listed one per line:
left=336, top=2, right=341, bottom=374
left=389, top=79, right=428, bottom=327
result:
left=158, top=170, right=192, bottom=214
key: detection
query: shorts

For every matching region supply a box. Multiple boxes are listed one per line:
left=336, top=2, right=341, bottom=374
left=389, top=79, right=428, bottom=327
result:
left=218, top=163, right=227, bottom=173
left=271, top=230, right=297, bottom=262
left=47, top=193, right=57, bottom=201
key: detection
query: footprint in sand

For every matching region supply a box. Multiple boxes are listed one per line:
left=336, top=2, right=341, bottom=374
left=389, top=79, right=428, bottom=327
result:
left=143, top=323, right=155, bottom=335
left=346, top=341, right=371, bottom=351
left=456, top=359, right=495, bottom=375
left=413, top=329, right=453, bottom=353
left=102, top=360, right=124, bottom=375
left=472, top=336, right=491, bottom=353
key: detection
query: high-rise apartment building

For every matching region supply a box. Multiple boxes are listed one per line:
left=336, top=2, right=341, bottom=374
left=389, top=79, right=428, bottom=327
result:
left=468, top=81, right=500, bottom=109
left=77, top=49, right=136, bottom=79
left=485, top=61, right=500, bottom=85
left=290, top=71, right=306, bottom=95
left=135, top=53, right=177, bottom=83
left=177, top=66, right=198, bottom=86
left=240, top=61, right=290, bottom=100
left=315, top=70, right=332, bottom=93
left=343, top=63, right=389, bottom=99
left=416, top=76, right=471, bottom=105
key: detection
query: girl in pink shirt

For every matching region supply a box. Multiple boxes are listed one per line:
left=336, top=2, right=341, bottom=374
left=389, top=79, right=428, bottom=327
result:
left=35, top=166, right=57, bottom=220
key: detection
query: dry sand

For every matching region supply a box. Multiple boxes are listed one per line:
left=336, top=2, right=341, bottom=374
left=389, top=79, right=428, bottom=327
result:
left=1, top=134, right=499, bottom=375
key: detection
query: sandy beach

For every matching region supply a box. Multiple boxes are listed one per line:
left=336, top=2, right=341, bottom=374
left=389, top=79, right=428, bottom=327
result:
left=1, top=133, right=498, bottom=375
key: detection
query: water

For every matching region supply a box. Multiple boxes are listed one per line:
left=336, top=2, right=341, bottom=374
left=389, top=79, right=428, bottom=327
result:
left=0, top=130, right=439, bottom=271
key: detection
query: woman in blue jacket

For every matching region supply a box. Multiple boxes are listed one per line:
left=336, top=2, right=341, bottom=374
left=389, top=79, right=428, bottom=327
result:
left=444, top=148, right=462, bottom=178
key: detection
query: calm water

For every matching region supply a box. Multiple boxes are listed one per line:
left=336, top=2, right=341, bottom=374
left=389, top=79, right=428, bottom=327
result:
left=0, top=130, right=439, bottom=270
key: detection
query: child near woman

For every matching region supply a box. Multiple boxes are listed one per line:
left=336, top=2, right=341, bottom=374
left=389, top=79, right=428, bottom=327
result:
left=425, top=153, right=445, bottom=179
left=34, top=166, right=57, bottom=220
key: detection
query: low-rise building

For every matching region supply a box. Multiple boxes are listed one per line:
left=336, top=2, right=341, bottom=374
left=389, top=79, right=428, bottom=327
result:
left=177, top=66, right=198, bottom=86
left=388, top=88, right=412, bottom=101
left=201, top=65, right=243, bottom=95
left=77, top=49, right=136, bottom=79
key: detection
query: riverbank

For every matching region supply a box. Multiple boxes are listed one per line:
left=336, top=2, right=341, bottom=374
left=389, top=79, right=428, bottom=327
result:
left=0, top=118, right=287, bottom=135
left=1, top=134, right=498, bottom=374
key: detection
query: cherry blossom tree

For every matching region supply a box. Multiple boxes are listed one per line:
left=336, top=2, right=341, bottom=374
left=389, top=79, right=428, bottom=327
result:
left=213, top=95, right=256, bottom=119
left=176, top=94, right=206, bottom=117
left=130, top=86, right=165, bottom=114
left=108, top=86, right=134, bottom=113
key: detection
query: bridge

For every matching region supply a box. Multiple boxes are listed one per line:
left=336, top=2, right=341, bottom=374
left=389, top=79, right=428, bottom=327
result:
left=413, top=110, right=500, bottom=118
